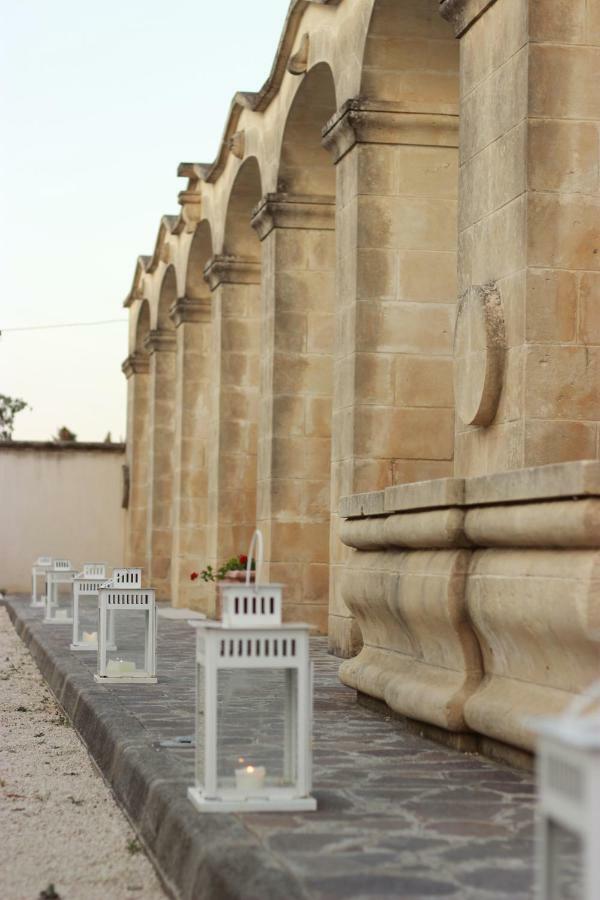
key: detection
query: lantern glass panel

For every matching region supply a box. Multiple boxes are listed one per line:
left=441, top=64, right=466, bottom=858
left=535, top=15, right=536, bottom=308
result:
left=544, top=822, right=583, bottom=899
left=45, top=577, right=73, bottom=622
left=216, top=668, right=294, bottom=791
left=104, top=608, right=149, bottom=676
left=74, top=598, right=99, bottom=644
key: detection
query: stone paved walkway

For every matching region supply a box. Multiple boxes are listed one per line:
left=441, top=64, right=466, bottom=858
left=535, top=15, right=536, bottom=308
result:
left=6, top=598, right=539, bottom=900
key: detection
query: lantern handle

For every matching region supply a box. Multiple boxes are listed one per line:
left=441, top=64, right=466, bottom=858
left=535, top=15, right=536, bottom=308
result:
left=245, top=529, right=264, bottom=585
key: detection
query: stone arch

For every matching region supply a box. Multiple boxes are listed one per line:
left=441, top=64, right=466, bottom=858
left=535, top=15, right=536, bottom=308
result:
left=185, top=220, right=213, bottom=303
left=277, top=62, right=337, bottom=197
left=252, top=61, right=338, bottom=633
left=204, top=157, right=263, bottom=593
left=157, top=264, right=178, bottom=331
left=361, top=0, right=458, bottom=104
left=125, top=299, right=152, bottom=571
left=222, top=156, right=263, bottom=258
left=134, top=299, right=150, bottom=354
left=147, top=265, right=178, bottom=599
left=170, top=220, right=214, bottom=611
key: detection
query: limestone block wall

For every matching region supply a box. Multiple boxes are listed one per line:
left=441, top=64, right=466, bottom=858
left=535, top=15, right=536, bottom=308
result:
left=339, top=461, right=600, bottom=753
left=252, top=196, right=335, bottom=634
left=443, top=0, right=600, bottom=475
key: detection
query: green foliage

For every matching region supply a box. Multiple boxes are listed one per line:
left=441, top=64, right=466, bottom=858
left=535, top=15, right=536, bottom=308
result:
left=0, top=394, right=28, bottom=440
left=54, top=426, right=77, bottom=442
left=191, top=554, right=255, bottom=584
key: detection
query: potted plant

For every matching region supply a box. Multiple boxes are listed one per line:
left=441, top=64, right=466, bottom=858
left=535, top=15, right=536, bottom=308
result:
left=191, top=554, right=256, bottom=619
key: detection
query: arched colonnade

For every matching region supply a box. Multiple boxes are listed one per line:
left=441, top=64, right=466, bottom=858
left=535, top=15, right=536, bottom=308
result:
left=122, top=0, right=460, bottom=652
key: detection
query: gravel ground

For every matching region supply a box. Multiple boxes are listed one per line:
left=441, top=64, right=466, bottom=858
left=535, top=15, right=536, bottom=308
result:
left=0, top=607, right=167, bottom=900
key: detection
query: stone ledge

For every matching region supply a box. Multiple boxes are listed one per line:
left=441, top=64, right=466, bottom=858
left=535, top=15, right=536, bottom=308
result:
left=341, top=461, right=600, bottom=520
left=465, top=460, right=600, bottom=507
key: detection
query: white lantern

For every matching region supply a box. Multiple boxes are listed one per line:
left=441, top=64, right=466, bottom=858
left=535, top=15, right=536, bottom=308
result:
left=31, top=556, right=53, bottom=607
left=188, top=531, right=316, bottom=813
left=43, top=559, right=74, bottom=624
left=70, top=563, right=111, bottom=651
left=94, top=585, right=157, bottom=684
left=533, top=683, right=600, bottom=899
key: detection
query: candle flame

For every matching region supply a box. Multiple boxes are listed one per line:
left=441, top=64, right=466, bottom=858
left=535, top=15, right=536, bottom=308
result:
left=246, top=765, right=255, bottom=773
left=238, top=757, right=245, bottom=764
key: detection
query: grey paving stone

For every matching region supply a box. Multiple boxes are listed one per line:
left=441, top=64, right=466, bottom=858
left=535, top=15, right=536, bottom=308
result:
left=5, top=597, right=538, bottom=900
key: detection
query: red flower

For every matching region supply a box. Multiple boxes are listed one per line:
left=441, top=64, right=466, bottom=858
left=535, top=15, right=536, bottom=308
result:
left=190, top=571, right=199, bottom=581
left=239, top=555, right=248, bottom=566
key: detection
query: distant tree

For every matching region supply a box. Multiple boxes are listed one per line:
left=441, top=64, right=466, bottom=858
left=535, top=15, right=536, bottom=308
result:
left=54, top=426, right=77, bottom=442
left=104, top=431, right=112, bottom=443
left=0, top=394, right=29, bottom=440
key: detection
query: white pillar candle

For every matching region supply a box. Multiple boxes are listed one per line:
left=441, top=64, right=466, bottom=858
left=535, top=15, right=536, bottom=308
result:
left=106, top=659, right=136, bottom=675
left=235, top=765, right=266, bottom=792
left=82, top=631, right=97, bottom=643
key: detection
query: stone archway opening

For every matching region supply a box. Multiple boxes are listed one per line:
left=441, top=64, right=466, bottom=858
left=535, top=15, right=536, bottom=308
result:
left=169, top=221, right=215, bottom=611
left=204, top=158, right=263, bottom=588
left=146, top=266, right=177, bottom=599
left=251, top=62, right=337, bottom=633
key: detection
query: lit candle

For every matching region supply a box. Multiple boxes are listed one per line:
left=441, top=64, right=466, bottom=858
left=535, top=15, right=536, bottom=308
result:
left=106, top=659, right=136, bottom=675
left=235, top=764, right=266, bottom=792
left=82, top=631, right=97, bottom=644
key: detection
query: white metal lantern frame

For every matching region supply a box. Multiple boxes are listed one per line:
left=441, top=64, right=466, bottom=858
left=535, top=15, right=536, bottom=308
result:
left=70, top=563, right=112, bottom=652
left=188, top=530, right=316, bottom=813
left=94, top=586, right=157, bottom=684
left=31, top=556, right=53, bottom=607
left=43, top=560, right=75, bottom=624
left=533, top=682, right=600, bottom=900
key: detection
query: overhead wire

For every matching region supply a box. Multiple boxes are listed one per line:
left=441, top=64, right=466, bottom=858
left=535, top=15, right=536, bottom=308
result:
left=0, top=319, right=128, bottom=334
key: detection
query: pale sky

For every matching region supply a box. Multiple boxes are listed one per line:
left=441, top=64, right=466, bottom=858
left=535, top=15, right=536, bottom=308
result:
left=0, top=0, right=290, bottom=441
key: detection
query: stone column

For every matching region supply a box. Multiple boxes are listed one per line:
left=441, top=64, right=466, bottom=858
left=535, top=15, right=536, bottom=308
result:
left=144, top=328, right=177, bottom=599
left=251, top=194, right=335, bottom=633
left=122, top=352, right=150, bottom=570
left=203, top=255, right=261, bottom=601
left=441, top=0, right=600, bottom=476
left=322, top=99, right=459, bottom=655
left=169, top=296, right=212, bottom=611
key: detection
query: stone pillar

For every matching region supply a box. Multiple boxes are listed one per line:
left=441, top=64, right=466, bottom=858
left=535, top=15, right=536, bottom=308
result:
left=442, top=0, right=600, bottom=476
left=122, top=352, right=150, bottom=570
left=203, top=255, right=261, bottom=601
left=251, top=194, right=335, bottom=633
left=322, top=99, right=459, bottom=655
left=169, top=296, right=212, bottom=611
left=144, top=328, right=176, bottom=599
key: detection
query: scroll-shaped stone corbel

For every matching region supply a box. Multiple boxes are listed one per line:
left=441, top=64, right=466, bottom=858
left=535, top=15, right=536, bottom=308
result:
left=228, top=131, right=245, bottom=160
left=454, top=282, right=506, bottom=427
left=288, top=33, right=309, bottom=75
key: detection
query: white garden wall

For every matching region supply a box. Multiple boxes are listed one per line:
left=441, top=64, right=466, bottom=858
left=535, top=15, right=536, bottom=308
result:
left=0, top=442, right=126, bottom=592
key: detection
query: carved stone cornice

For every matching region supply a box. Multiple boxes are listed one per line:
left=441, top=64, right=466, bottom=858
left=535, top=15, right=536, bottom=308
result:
left=121, top=353, right=150, bottom=378
left=203, top=255, right=261, bottom=291
left=439, top=0, right=499, bottom=37
left=251, top=193, right=335, bottom=241
left=169, top=295, right=211, bottom=327
left=143, top=328, right=177, bottom=354
left=322, top=99, right=459, bottom=165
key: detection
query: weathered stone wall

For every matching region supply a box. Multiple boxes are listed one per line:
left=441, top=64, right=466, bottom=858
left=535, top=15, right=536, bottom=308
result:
left=121, top=0, right=600, bottom=753
left=444, top=0, right=600, bottom=476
